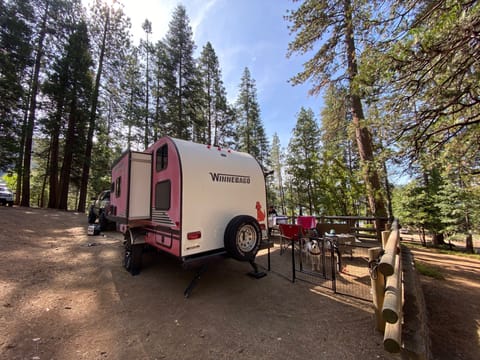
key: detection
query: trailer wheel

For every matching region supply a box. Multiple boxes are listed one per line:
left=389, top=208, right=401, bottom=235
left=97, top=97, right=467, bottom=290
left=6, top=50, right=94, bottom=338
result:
left=124, top=230, right=143, bottom=275
left=224, top=215, right=261, bottom=261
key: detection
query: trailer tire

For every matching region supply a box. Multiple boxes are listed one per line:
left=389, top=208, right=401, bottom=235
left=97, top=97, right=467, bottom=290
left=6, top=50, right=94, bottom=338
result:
left=124, top=231, right=143, bottom=275
left=224, top=215, right=261, bottom=262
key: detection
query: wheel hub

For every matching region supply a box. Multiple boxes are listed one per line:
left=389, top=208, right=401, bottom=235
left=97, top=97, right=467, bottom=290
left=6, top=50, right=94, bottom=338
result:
left=237, top=224, right=257, bottom=252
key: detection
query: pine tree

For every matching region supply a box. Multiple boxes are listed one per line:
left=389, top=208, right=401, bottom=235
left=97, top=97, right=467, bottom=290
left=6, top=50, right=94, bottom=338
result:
left=0, top=0, right=33, bottom=173
left=55, top=21, right=93, bottom=210
left=151, top=39, right=175, bottom=140
left=17, top=0, right=86, bottom=207
left=43, top=38, right=70, bottom=209
left=235, top=67, right=269, bottom=165
left=78, top=0, right=131, bottom=212
left=286, top=107, right=321, bottom=215
left=20, top=0, right=51, bottom=207
left=197, top=42, right=229, bottom=146
left=164, top=5, right=199, bottom=140
left=269, top=133, right=286, bottom=213
left=319, top=84, right=363, bottom=215
left=123, top=46, right=145, bottom=150
left=286, top=0, right=387, bottom=219
left=141, top=18, right=152, bottom=149
left=392, top=167, right=444, bottom=246
left=216, top=104, right=236, bottom=149
left=383, top=1, right=480, bottom=168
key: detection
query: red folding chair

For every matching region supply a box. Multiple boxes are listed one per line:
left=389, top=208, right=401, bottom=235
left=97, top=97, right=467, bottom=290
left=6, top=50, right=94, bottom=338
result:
left=278, top=223, right=306, bottom=255
left=296, top=216, right=317, bottom=236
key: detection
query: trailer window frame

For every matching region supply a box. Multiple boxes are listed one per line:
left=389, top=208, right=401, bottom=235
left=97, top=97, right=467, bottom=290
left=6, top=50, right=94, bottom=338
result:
left=155, top=180, right=171, bottom=210
left=156, top=144, right=168, bottom=172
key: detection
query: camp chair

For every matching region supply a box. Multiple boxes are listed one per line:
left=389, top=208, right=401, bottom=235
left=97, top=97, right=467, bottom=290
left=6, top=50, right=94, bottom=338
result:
left=278, top=223, right=306, bottom=255
left=296, top=216, right=318, bottom=237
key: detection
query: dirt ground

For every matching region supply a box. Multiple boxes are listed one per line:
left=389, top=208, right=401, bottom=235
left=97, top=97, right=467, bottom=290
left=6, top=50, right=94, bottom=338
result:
left=0, top=207, right=478, bottom=360
left=409, top=247, right=480, bottom=360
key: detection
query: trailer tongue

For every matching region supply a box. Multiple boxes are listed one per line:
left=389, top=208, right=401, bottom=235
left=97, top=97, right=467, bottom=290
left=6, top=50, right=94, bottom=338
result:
left=107, top=137, right=268, bottom=296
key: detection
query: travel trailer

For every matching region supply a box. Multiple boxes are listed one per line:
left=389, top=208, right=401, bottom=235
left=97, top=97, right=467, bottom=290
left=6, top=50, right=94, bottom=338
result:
left=107, top=137, right=269, bottom=294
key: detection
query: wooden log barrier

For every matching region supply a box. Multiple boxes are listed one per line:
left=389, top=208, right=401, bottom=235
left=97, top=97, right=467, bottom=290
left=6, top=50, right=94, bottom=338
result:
left=384, top=319, right=402, bottom=353
left=383, top=255, right=403, bottom=353
left=372, top=219, right=403, bottom=353
left=382, top=248, right=402, bottom=324
left=369, top=247, right=385, bottom=332
left=381, top=230, right=390, bottom=248
left=378, top=223, right=400, bottom=276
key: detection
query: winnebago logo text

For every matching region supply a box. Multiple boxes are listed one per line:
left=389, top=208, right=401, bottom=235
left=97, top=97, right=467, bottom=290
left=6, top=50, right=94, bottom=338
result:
left=209, top=172, right=250, bottom=184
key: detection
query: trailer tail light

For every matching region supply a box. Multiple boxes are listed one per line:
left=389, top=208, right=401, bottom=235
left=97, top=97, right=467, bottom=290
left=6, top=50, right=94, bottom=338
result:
left=260, top=224, right=266, bottom=231
left=187, top=231, right=202, bottom=240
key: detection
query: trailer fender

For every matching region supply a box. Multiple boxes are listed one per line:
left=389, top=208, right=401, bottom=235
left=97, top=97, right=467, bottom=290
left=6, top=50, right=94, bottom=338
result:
left=128, top=228, right=146, bottom=245
left=124, top=229, right=145, bottom=275
left=224, top=215, right=261, bottom=262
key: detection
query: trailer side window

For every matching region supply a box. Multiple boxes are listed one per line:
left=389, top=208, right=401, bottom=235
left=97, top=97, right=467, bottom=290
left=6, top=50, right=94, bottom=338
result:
left=156, top=144, right=168, bottom=171
left=115, top=177, right=121, bottom=197
left=155, top=180, right=171, bottom=210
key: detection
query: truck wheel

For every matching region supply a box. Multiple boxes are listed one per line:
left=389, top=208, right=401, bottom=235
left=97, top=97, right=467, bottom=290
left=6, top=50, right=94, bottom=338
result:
left=124, top=231, right=143, bottom=275
left=224, top=215, right=261, bottom=262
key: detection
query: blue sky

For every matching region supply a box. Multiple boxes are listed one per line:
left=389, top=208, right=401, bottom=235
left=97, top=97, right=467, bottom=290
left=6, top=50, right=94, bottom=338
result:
left=116, top=0, right=322, bottom=150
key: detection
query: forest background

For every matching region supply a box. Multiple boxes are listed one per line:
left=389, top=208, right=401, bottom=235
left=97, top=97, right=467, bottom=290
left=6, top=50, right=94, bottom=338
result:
left=1, top=0, right=479, bottom=249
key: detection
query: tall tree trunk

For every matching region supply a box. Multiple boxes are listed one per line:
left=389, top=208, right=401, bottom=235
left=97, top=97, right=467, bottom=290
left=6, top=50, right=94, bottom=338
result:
left=15, top=86, right=31, bottom=204
left=343, top=0, right=387, bottom=221
left=40, top=145, right=51, bottom=208
left=207, top=72, right=212, bottom=144
left=144, top=37, right=149, bottom=149
left=21, top=0, right=50, bottom=207
left=48, top=101, right=63, bottom=208
left=127, top=90, right=133, bottom=150
left=420, top=227, right=426, bottom=246
left=58, top=98, right=77, bottom=210
left=178, top=59, right=183, bottom=138
left=465, top=206, right=473, bottom=253
left=154, top=77, right=160, bottom=141
left=383, top=160, right=393, bottom=219
left=465, top=234, right=474, bottom=254
left=214, top=112, right=218, bottom=146
left=77, top=10, right=109, bottom=213
left=47, top=128, right=60, bottom=208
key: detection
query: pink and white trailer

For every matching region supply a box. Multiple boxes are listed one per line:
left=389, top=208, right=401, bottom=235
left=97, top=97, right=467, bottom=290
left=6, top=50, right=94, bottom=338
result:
left=107, top=137, right=269, bottom=295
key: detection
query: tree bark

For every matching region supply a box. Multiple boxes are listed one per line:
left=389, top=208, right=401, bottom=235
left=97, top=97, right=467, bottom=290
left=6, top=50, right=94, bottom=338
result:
left=144, top=34, right=150, bottom=149
left=58, top=97, right=77, bottom=210
left=48, top=100, right=63, bottom=208
left=77, top=10, right=109, bottom=213
left=40, top=146, right=50, bottom=208
left=431, top=232, right=445, bottom=246
left=343, top=0, right=387, bottom=220
left=15, top=86, right=31, bottom=204
left=21, top=0, right=50, bottom=207
left=465, top=234, right=474, bottom=253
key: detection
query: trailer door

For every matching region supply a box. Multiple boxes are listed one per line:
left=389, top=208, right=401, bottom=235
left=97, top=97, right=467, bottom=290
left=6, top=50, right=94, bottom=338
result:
left=128, top=152, right=152, bottom=219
